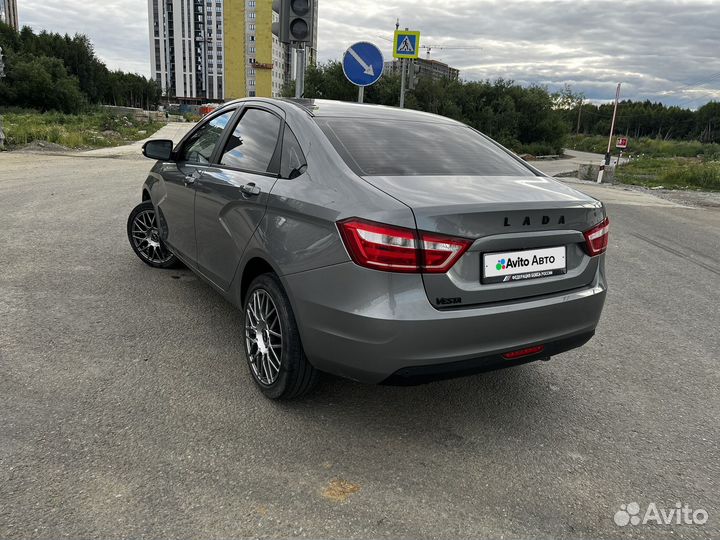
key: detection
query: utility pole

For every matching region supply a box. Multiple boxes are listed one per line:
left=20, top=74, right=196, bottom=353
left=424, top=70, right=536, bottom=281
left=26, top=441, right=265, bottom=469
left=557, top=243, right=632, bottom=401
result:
left=605, top=83, right=621, bottom=165
left=598, top=83, right=621, bottom=184
left=576, top=98, right=583, bottom=135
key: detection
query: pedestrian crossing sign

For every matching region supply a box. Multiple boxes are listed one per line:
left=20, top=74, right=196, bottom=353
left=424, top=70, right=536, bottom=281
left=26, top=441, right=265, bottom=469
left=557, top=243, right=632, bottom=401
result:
left=393, top=30, right=420, bottom=59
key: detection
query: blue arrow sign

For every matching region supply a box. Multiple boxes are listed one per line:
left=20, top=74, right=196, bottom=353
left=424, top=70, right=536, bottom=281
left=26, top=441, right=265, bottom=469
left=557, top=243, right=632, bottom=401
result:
left=342, top=42, right=384, bottom=87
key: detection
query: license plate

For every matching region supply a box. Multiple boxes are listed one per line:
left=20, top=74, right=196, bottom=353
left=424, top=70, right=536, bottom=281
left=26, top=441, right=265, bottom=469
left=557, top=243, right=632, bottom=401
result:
left=482, top=246, right=566, bottom=284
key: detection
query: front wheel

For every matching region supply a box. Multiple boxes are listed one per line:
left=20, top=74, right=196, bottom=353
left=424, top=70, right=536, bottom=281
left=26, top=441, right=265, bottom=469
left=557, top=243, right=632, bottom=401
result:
left=127, top=201, right=181, bottom=268
left=243, top=273, right=318, bottom=399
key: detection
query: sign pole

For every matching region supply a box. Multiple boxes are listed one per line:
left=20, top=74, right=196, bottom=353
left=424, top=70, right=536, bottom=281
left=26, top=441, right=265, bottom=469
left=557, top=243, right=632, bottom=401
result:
left=399, top=58, right=406, bottom=108
left=295, top=44, right=306, bottom=99
left=358, top=86, right=364, bottom=104
left=392, top=27, right=419, bottom=108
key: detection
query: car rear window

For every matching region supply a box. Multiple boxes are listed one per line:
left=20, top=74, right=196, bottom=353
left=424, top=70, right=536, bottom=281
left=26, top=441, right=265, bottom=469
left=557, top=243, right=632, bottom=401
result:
left=315, top=118, right=534, bottom=177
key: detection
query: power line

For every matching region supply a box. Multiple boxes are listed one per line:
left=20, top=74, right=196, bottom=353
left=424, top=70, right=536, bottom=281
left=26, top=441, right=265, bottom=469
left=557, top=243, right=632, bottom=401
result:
left=670, top=71, right=720, bottom=93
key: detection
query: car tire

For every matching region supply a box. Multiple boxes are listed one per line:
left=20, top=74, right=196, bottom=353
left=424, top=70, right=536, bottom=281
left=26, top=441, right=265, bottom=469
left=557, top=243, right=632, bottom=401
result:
left=127, top=201, right=181, bottom=269
left=243, top=273, right=318, bottom=399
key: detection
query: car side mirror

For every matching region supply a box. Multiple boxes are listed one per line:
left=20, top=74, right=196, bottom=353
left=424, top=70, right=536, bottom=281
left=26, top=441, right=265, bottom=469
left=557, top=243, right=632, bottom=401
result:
left=142, top=139, right=174, bottom=161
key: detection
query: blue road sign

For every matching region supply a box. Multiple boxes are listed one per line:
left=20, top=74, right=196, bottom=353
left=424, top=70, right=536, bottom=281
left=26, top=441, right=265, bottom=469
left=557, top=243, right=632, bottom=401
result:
left=342, top=42, right=384, bottom=87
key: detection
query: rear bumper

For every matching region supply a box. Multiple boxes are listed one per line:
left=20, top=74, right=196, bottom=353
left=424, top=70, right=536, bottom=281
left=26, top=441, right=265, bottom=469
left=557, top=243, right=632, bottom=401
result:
left=283, top=261, right=607, bottom=384
left=382, top=330, right=594, bottom=385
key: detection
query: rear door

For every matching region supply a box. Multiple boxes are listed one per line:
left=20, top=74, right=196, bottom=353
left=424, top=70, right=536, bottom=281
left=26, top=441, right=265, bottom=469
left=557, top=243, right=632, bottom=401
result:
left=156, top=109, right=236, bottom=264
left=194, top=105, right=283, bottom=290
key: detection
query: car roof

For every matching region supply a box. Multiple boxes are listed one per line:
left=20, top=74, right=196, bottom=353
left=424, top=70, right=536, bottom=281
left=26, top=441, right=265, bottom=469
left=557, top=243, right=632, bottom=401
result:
left=221, top=98, right=461, bottom=125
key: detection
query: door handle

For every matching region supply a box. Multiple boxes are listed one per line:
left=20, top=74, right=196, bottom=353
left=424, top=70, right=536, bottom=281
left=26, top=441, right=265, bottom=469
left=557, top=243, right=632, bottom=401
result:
left=184, top=170, right=202, bottom=186
left=241, top=183, right=261, bottom=196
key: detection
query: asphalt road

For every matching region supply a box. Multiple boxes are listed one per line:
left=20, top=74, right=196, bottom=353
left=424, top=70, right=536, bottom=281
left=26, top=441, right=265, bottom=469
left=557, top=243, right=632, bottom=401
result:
left=1, top=150, right=718, bottom=539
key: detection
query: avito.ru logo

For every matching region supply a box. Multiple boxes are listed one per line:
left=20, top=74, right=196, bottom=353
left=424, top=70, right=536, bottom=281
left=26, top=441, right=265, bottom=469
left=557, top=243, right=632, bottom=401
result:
left=496, top=254, right=557, bottom=271
left=614, top=502, right=708, bottom=527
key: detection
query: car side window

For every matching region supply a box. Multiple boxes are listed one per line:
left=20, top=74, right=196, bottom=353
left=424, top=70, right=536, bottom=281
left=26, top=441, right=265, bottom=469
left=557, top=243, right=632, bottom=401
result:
left=280, top=125, right=307, bottom=179
left=179, top=110, right=235, bottom=164
left=220, top=108, right=282, bottom=173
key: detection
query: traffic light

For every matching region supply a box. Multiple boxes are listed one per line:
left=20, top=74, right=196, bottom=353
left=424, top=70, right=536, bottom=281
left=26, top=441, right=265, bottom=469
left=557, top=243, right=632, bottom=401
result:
left=279, top=0, right=314, bottom=44
left=407, top=61, right=421, bottom=90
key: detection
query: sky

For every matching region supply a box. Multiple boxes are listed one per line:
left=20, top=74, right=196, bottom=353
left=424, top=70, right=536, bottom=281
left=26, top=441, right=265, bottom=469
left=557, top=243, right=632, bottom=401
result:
left=16, top=0, right=720, bottom=107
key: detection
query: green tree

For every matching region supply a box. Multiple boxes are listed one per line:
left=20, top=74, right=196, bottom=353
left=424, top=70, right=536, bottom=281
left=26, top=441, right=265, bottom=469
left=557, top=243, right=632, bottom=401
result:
left=0, top=21, right=161, bottom=112
left=0, top=54, right=85, bottom=113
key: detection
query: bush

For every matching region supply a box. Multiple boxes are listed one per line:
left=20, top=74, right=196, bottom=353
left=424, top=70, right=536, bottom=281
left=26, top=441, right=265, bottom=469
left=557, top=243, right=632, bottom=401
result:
left=660, top=161, right=720, bottom=190
left=568, top=135, right=720, bottom=159
left=615, top=157, right=720, bottom=191
left=0, top=110, right=163, bottom=149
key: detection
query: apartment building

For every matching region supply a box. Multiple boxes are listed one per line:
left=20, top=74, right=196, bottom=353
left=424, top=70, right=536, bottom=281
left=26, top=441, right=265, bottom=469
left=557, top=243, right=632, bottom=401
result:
left=384, top=58, right=460, bottom=82
left=148, top=0, right=225, bottom=100
left=149, top=0, right=318, bottom=101
left=0, top=0, right=19, bottom=30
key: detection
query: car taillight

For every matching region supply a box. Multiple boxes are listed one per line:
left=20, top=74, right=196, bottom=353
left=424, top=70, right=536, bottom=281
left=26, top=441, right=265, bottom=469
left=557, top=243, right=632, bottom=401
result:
left=583, top=217, right=610, bottom=256
left=337, top=219, right=472, bottom=274
left=338, top=219, right=419, bottom=272
left=419, top=232, right=472, bottom=273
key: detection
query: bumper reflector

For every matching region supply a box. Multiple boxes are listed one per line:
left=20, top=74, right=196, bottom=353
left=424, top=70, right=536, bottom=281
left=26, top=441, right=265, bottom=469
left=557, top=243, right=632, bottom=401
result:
left=502, top=345, right=545, bottom=360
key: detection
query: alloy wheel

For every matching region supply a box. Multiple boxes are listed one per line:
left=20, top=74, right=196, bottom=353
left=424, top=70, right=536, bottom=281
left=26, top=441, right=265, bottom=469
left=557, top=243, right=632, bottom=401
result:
left=245, top=289, right=283, bottom=385
left=130, top=208, right=174, bottom=265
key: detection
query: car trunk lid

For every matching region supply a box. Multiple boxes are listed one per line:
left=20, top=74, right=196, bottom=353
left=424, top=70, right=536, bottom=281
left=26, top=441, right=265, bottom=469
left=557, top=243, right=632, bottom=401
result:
left=362, top=175, right=605, bottom=307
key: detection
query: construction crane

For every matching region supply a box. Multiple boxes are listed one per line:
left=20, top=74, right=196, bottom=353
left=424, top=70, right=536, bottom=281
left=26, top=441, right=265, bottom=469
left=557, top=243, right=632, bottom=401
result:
left=422, top=45, right=482, bottom=60
left=375, top=35, right=481, bottom=61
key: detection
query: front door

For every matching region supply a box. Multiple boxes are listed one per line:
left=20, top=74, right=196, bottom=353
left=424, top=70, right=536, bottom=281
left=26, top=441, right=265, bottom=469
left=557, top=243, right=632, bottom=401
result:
left=156, top=109, right=236, bottom=265
left=194, top=106, right=283, bottom=290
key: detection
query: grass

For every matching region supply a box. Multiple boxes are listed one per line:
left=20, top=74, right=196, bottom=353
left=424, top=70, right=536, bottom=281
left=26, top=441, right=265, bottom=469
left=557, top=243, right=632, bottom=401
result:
left=0, top=109, right=164, bottom=150
left=568, top=134, right=720, bottom=160
left=615, top=157, right=720, bottom=191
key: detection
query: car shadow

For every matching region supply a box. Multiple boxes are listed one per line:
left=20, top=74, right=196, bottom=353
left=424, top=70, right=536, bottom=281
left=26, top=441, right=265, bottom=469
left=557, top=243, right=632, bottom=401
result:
left=269, top=360, right=575, bottom=444
left=151, top=265, right=581, bottom=447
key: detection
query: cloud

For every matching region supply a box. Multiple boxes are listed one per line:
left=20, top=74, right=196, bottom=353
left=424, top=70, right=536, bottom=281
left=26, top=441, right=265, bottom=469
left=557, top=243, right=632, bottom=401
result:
left=316, top=0, right=720, bottom=106
left=19, top=0, right=150, bottom=75
left=16, top=0, right=720, bottom=106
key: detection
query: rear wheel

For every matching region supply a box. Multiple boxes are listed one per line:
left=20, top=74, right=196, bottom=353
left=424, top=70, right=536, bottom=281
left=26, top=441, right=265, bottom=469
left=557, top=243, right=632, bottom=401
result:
left=243, top=273, right=318, bottom=399
left=127, top=201, right=180, bottom=268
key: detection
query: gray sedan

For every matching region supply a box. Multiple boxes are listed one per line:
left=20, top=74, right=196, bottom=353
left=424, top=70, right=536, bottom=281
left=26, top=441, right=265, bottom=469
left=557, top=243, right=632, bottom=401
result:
left=128, top=98, right=608, bottom=399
